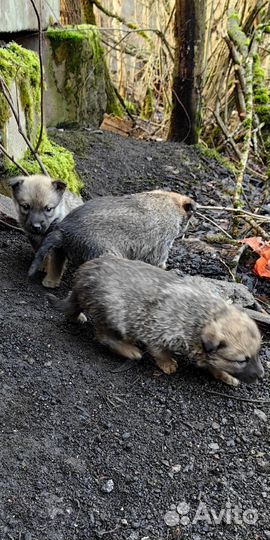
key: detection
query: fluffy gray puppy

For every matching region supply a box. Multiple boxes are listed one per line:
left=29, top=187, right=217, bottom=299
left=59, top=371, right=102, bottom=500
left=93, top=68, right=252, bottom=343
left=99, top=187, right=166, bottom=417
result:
left=28, top=190, right=195, bottom=288
left=48, top=256, right=263, bottom=387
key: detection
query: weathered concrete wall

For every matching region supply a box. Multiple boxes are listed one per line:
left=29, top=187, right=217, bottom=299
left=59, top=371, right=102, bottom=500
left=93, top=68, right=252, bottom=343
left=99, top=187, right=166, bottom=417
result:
left=0, top=0, right=60, bottom=33
left=44, top=27, right=107, bottom=128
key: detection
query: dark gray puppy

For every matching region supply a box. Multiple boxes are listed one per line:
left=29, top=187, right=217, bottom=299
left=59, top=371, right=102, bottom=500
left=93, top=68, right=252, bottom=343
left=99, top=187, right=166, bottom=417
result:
left=28, top=190, right=195, bottom=288
left=48, top=256, right=263, bottom=387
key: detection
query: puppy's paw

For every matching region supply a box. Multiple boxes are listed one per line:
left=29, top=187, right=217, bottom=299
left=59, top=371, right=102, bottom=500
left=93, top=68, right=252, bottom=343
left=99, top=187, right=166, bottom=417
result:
left=77, top=312, right=87, bottom=323
left=42, top=276, right=60, bottom=289
left=212, top=369, right=240, bottom=387
left=120, top=343, right=142, bottom=360
left=224, top=374, right=240, bottom=387
left=158, top=358, right=178, bottom=375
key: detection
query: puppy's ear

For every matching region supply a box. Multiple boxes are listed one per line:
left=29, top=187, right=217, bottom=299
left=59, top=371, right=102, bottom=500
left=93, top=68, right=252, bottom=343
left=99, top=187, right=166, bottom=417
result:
left=182, top=197, right=196, bottom=215
left=201, top=321, right=222, bottom=353
left=52, top=180, right=67, bottom=193
left=8, top=177, right=24, bottom=193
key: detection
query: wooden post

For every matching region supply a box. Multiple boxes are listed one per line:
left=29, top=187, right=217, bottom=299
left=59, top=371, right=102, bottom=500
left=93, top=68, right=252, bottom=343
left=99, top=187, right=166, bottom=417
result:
left=169, top=0, right=208, bottom=144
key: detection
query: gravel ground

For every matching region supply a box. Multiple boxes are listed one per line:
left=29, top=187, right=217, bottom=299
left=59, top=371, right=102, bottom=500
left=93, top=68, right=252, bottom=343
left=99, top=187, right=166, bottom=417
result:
left=0, top=129, right=269, bottom=540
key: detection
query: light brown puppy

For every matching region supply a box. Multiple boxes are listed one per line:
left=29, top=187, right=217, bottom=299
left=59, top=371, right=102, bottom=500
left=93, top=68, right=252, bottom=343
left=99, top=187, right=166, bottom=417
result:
left=8, top=174, right=83, bottom=286
left=48, top=256, right=263, bottom=387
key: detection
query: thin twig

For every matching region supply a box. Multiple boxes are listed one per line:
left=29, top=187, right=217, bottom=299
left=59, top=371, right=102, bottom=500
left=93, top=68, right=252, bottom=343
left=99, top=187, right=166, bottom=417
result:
left=196, top=210, right=233, bottom=239
left=0, top=143, right=29, bottom=175
left=29, top=0, right=44, bottom=152
left=238, top=214, right=270, bottom=240
left=197, top=204, right=270, bottom=221
left=0, top=77, right=48, bottom=176
left=207, top=390, right=270, bottom=404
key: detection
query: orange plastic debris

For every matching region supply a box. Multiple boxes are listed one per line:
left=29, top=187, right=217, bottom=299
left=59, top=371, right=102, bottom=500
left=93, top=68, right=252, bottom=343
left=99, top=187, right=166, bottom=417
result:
left=241, top=237, right=270, bottom=278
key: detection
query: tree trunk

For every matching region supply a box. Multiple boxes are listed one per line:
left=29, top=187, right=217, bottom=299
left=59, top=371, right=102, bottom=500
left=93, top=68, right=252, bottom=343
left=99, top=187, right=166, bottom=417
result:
left=169, top=0, right=208, bottom=144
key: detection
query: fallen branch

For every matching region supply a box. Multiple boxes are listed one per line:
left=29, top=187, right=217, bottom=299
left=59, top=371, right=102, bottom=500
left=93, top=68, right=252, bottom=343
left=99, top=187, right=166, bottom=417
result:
left=197, top=204, right=270, bottom=222
left=196, top=210, right=233, bottom=239
left=207, top=390, right=270, bottom=405
left=238, top=214, right=270, bottom=241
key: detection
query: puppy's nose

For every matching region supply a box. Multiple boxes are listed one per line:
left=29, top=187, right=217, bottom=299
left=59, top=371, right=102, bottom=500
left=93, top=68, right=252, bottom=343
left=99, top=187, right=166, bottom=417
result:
left=256, top=363, right=265, bottom=379
left=31, top=223, right=42, bottom=233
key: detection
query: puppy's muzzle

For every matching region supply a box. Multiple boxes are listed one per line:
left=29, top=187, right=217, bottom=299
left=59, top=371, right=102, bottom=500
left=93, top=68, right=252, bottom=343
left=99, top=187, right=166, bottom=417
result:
left=236, top=358, right=264, bottom=384
left=30, top=223, right=43, bottom=234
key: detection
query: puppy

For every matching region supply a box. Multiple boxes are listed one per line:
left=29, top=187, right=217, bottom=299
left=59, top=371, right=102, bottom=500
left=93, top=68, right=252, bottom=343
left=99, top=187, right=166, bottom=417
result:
left=8, top=174, right=83, bottom=286
left=28, top=190, right=195, bottom=288
left=47, top=256, right=263, bottom=386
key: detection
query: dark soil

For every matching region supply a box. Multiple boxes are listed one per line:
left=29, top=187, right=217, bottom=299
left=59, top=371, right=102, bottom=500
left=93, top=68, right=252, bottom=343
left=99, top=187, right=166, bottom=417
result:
left=0, top=129, right=269, bottom=540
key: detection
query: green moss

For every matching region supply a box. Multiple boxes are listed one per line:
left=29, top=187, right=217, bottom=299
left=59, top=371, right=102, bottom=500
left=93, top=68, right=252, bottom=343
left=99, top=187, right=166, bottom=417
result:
left=47, top=25, right=104, bottom=74
left=124, top=100, right=137, bottom=115
left=0, top=42, right=40, bottom=133
left=253, top=55, right=270, bottom=126
left=6, top=134, right=83, bottom=194
left=141, top=88, right=154, bottom=120
left=47, top=25, right=110, bottom=121
left=227, top=10, right=248, bottom=56
left=196, top=144, right=236, bottom=174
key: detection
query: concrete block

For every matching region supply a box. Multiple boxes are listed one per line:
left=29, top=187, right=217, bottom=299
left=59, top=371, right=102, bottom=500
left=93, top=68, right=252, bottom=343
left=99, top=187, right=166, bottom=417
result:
left=0, top=0, right=60, bottom=33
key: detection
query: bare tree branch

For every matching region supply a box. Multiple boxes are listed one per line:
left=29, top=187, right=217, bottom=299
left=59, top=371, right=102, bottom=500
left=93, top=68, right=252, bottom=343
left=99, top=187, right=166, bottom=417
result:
left=0, top=77, right=48, bottom=176
left=0, top=143, right=29, bottom=175
left=29, top=0, right=45, bottom=152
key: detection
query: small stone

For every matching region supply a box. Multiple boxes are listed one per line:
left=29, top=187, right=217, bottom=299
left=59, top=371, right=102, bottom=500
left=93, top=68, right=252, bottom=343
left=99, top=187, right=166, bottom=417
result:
left=209, top=442, right=219, bottom=452
left=266, top=361, right=270, bottom=369
left=121, top=519, right=128, bottom=526
left=164, top=510, right=180, bottom=527
left=128, top=533, right=139, bottom=540
left=254, top=409, right=267, bottom=422
left=212, top=422, right=220, bottom=430
left=101, top=479, right=114, bottom=493
left=177, top=501, right=190, bottom=515
left=27, top=357, right=35, bottom=365
left=171, top=464, right=181, bottom=473
left=44, top=361, right=52, bottom=367
left=264, top=532, right=270, bottom=539
left=24, top=534, right=32, bottom=540
left=146, top=156, right=152, bottom=161
left=226, top=439, right=235, bottom=447
left=122, top=432, right=131, bottom=440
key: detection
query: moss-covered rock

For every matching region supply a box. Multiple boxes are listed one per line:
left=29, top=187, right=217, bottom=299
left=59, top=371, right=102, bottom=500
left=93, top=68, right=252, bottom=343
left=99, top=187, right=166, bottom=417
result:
left=0, top=42, right=83, bottom=195
left=0, top=43, right=40, bottom=138
left=7, top=134, right=83, bottom=195
left=45, top=25, right=109, bottom=127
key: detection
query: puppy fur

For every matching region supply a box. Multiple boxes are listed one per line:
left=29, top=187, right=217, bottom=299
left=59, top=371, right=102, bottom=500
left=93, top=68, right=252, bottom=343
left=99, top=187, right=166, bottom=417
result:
left=48, top=256, right=263, bottom=386
left=9, top=174, right=83, bottom=286
left=28, top=190, right=195, bottom=288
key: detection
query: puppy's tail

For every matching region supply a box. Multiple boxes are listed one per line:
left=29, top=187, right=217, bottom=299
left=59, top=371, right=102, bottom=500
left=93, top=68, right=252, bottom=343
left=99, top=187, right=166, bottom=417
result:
left=28, top=229, right=63, bottom=277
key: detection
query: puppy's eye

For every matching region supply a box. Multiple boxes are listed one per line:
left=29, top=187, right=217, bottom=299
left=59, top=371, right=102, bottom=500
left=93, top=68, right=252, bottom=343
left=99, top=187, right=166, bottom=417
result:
left=20, top=203, right=30, bottom=212
left=217, top=340, right=227, bottom=350
left=44, top=206, right=54, bottom=213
